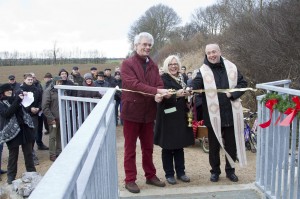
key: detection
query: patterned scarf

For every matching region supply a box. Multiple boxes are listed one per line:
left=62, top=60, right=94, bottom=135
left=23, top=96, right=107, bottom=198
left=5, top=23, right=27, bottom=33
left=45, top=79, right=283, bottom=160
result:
left=0, top=100, right=34, bottom=144
left=169, top=73, right=186, bottom=88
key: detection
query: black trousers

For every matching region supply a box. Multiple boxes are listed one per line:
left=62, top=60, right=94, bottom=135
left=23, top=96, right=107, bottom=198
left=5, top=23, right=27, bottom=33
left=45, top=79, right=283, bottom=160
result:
left=32, top=115, right=44, bottom=147
left=162, top=148, right=185, bottom=178
left=7, top=142, right=36, bottom=181
left=207, top=126, right=237, bottom=175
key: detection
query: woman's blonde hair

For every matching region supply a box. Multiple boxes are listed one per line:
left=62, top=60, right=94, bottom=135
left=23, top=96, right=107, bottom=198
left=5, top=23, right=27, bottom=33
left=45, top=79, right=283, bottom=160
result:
left=162, top=55, right=182, bottom=75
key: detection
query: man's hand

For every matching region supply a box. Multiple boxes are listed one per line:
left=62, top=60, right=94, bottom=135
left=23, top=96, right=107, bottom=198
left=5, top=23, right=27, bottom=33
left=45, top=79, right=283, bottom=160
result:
left=226, top=92, right=232, bottom=98
left=154, top=93, right=163, bottom=103
left=157, top=89, right=168, bottom=95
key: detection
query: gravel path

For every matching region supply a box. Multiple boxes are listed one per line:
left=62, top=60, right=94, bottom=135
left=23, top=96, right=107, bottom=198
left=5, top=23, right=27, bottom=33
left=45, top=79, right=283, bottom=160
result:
left=0, top=126, right=257, bottom=197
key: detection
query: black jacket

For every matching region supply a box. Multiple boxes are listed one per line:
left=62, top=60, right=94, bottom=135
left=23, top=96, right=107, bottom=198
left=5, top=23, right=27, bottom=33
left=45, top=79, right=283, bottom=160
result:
left=18, top=83, right=42, bottom=116
left=154, top=73, right=194, bottom=149
left=193, top=56, right=247, bottom=127
left=0, top=97, right=35, bottom=149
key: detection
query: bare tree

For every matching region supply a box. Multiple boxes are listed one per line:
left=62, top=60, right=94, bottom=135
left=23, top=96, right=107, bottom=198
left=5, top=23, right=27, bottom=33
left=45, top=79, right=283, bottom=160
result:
left=192, top=5, right=223, bottom=35
left=52, top=41, right=59, bottom=65
left=128, top=4, right=181, bottom=56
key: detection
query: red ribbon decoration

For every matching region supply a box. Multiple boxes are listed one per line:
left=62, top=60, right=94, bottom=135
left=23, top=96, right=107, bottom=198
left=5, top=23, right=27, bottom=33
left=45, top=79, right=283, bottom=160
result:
left=259, top=99, right=278, bottom=128
left=280, top=96, right=300, bottom=126
left=192, top=120, right=204, bottom=138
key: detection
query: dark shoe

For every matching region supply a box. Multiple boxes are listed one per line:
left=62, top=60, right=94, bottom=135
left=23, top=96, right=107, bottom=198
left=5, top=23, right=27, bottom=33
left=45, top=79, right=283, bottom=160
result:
left=226, top=173, right=239, bottom=182
left=38, top=144, right=49, bottom=150
left=210, top=173, right=219, bottom=182
left=44, top=131, right=49, bottom=135
left=7, top=178, right=15, bottom=185
left=166, top=177, right=177, bottom=185
left=177, top=174, right=190, bottom=182
left=146, top=176, right=166, bottom=187
left=33, top=154, right=39, bottom=166
left=50, top=155, right=57, bottom=162
left=0, top=170, right=7, bottom=174
left=125, top=182, right=140, bottom=193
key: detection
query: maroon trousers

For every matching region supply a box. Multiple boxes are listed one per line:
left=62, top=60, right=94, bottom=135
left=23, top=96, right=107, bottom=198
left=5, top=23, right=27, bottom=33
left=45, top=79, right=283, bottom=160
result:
left=123, top=120, right=156, bottom=183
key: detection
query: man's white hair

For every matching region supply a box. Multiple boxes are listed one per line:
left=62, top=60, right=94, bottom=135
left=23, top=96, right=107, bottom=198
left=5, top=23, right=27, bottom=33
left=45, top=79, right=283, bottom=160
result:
left=133, top=32, right=154, bottom=51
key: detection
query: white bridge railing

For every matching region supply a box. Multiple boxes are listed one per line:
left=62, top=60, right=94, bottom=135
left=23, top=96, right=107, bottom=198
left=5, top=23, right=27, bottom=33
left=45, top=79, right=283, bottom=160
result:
left=29, top=85, right=119, bottom=199
left=256, top=80, right=300, bottom=199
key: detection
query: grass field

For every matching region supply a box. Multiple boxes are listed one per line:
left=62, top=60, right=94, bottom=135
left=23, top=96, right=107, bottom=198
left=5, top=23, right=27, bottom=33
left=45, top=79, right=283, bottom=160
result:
left=0, top=62, right=121, bottom=84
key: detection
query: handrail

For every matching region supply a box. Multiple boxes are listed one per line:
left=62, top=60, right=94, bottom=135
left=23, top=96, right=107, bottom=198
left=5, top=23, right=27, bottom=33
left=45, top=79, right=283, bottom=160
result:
left=29, top=86, right=119, bottom=199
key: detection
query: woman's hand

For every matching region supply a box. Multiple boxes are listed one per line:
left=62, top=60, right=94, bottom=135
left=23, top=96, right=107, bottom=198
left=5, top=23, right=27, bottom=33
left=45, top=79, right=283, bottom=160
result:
left=31, top=107, right=39, bottom=114
left=176, top=89, right=191, bottom=97
left=18, top=93, right=24, bottom=100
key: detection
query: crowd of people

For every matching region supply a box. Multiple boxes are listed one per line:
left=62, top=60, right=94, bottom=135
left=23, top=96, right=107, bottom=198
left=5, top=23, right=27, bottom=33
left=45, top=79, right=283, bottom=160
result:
left=0, top=66, right=122, bottom=183
left=0, top=31, right=248, bottom=192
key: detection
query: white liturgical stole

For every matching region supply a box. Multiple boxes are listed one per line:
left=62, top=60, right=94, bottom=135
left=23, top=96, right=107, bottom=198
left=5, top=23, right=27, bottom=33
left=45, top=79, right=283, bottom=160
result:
left=200, top=59, right=247, bottom=167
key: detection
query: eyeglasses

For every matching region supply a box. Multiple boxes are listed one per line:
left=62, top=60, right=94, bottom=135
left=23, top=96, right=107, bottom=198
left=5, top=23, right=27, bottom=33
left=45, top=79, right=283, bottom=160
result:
left=168, top=63, right=178, bottom=67
left=140, top=43, right=152, bottom=48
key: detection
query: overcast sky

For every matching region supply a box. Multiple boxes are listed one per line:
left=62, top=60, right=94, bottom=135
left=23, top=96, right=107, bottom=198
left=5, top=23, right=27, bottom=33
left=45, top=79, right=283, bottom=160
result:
left=0, top=0, right=215, bottom=58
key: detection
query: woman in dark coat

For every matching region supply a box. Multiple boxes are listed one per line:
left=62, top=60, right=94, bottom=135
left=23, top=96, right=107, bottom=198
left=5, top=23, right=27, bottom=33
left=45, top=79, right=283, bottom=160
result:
left=0, top=83, right=36, bottom=184
left=77, top=73, right=102, bottom=98
left=154, top=55, right=194, bottom=185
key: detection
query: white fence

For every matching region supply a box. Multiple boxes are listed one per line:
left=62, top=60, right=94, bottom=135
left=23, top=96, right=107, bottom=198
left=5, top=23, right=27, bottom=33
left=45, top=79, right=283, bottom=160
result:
left=256, top=80, right=300, bottom=199
left=29, top=85, right=119, bottom=199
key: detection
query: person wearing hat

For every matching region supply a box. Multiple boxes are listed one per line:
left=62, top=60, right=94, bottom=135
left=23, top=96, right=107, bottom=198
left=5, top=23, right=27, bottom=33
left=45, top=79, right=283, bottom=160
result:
left=68, top=66, right=84, bottom=86
left=90, top=67, right=98, bottom=81
left=94, top=71, right=110, bottom=88
left=43, top=72, right=53, bottom=90
left=104, top=68, right=116, bottom=87
left=42, top=77, right=63, bottom=161
left=8, top=74, right=21, bottom=95
left=0, top=83, right=36, bottom=184
left=42, top=72, right=53, bottom=135
left=77, top=73, right=101, bottom=98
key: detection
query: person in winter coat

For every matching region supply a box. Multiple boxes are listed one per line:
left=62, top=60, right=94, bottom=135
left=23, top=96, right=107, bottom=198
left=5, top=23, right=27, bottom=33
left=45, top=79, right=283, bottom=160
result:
left=58, top=68, right=76, bottom=96
left=114, top=71, right=122, bottom=125
left=42, top=77, right=63, bottom=162
left=8, top=75, right=21, bottom=95
left=94, top=71, right=110, bottom=88
left=154, top=55, right=194, bottom=185
left=68, top=66, right=84, bottom=86
left=42, top=72, right=53, bottom=135
left=77, top=73, right=102, bottom=98
left=0, top=83, right=36, bottom=184
left=18, top=73, right=44, bottom=166
left=30, top=72, right=49, bottom=151
left=193, top=43, right=248, bottom=183
left=0, top=143, right=7, bottom=181
left=121, top=32, right=168, bottom=193
left=104, top=68, right=116, bottom=87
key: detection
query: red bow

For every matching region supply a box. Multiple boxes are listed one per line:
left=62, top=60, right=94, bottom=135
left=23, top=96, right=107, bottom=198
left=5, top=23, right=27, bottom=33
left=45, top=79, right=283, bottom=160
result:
left=259, top=99, right=278, bottom=128
left=192, top=120, right=204, bottom=138
left=280, top=96, right=300, bottom=126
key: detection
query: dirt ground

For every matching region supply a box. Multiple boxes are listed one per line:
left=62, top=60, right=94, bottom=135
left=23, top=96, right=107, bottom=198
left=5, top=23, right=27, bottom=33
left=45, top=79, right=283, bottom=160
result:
left=116, top=126, right=257, bottom=191
left=0, top=125, right=256, bottom=194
